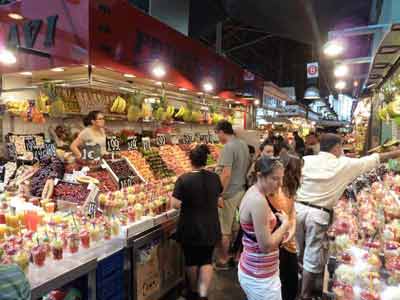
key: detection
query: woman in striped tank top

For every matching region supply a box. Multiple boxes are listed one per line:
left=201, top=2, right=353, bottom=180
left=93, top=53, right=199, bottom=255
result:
left=238, top=157, right=290, bottom=300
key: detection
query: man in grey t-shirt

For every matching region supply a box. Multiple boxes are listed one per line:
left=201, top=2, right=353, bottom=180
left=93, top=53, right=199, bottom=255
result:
left=214, top=120, right=250, bottom=269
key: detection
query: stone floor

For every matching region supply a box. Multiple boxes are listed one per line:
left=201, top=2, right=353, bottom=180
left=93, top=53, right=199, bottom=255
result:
left=167, top=267, right=246, bottom=300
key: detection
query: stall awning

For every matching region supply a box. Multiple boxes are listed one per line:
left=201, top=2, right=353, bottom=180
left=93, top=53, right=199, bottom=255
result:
left=365, top=23, right=400, bottom=91
left=263, top=82, right=296, bottom=104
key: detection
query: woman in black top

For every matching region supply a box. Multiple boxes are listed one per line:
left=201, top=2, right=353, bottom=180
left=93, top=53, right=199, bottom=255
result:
left=172, top=144, right=223, bottom=300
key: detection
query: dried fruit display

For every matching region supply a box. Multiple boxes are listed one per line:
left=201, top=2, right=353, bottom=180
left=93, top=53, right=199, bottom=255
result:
left=53, top=182, right=89, bottom=204
left=142, top=151, right=175, bottom=179
left=30, top=157, right=65, bottom=197
left=87, top=170, right=118, bottom=192
left=121, top=151, right=155, bottom=182
left=159, top=145, right=191, bottom=176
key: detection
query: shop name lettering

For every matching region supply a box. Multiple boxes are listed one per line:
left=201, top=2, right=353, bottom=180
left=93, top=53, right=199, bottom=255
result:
left=133, top=30, right=240, bottom=90
left=7, top=15, right=58, bottom=49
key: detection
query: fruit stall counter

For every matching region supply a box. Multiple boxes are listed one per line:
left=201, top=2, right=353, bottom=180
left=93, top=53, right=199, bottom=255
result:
left=324, top=167, right=400, bottom=300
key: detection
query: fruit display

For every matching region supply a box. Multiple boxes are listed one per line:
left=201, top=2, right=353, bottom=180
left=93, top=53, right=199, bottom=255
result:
left=159, top=145, right=191, bottom=176
left=53, top=182, right=90, bottom=205
left=142, top=150, right=175, bottom=179
left=30, top=157, right=65, bottom=197
left=110, top=95, right=127, bottom=114
left=105, top=159, right=143, bottom=186
left=121, top=150, right=155, bottom=182
left=329, top=167, right=400, bottom=300
left=208, top=144, right=222, bottom=161
left=86, top=170, right=118, bottom=192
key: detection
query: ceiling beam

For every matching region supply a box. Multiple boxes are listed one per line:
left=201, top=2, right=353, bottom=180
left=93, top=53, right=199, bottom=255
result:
left=224, top=34, right=273, bottom=53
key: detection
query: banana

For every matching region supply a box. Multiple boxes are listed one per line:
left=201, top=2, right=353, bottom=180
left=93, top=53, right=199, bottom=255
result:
left=110, top=97, right=119, bottom=113
left=175, top=106, right=185, bottom=118
left=76, top=175, right=100, bottom=185
left=118, top=97, right=126, bottom=113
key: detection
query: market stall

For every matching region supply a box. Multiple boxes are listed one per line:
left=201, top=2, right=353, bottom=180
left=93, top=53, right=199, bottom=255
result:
left=0, top=1, right=263, bottom=299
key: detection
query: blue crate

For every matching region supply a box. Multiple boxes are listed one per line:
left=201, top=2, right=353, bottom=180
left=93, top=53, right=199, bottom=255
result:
left=97, top=271, right=124, bottom=300
left=97, top=250, right=124, bottom=280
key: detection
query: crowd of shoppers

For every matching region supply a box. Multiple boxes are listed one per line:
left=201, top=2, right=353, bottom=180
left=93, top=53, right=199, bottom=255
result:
left=172, top=121, right=400, bottom=300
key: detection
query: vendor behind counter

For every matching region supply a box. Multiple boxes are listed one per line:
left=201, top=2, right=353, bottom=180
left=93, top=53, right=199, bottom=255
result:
left=70, top=111, right=107, bottom=159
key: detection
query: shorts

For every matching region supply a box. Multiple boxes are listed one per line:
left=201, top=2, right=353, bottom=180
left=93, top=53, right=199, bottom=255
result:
left=182, top=245, right=215, bottom=267
left=218, top=190, right=245, bottom=235
left=238, top=267, right=282, bottom=300
left=295, top=202, right=330, bottom=274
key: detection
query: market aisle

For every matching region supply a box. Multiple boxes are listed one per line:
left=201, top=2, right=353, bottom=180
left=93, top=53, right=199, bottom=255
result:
left=173, top=268, right=246, bottom=300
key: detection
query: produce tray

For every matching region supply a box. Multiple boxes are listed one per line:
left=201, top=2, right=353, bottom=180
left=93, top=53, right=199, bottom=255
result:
left=54, top=181, right=99, bottom=212
left=102, top=158, right=144, bottom=189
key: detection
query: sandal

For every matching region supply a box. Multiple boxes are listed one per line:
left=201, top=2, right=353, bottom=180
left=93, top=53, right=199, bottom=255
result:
left=214, top=261, right=231, bottom=271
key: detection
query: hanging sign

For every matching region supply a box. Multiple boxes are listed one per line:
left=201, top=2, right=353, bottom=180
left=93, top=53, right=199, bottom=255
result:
left=24, top=136, right=37, bottom=152
left=106, top=136, right=120, bottom=152
left=307, top=62, right=319, bottom=79
left=127, top=136, right=138, bottom=151
left=142, top=137, right=151, bottom=152
left=156, top=134, right=166, bottom=146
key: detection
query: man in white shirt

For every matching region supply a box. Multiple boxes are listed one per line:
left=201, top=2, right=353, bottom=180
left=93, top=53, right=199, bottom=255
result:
left=296, top=133, right=400, bottom=300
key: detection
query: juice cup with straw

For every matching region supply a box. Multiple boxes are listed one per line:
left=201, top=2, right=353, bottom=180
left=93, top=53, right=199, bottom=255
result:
left=25, top=210, right=39, bottom=232
left=0, top=224, right=6, bottom=240
left=0, top=210, right=5, bottom=224
left=31, top=245, right=46, bottom=267
left=68, top=232, right=79, bottom=254
left=51, top=239, right=63, bottom=260
left=79, top=230, right=90, bottom=249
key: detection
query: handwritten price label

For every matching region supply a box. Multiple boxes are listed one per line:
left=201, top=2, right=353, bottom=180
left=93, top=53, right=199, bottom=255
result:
left=183, top=134, right=193, bottom=144
left=142, top=137, right=151, bottom=152
left=32, top=145, right=47, bottom=161
left=24, top=136, right=36, bottom=152
left=82, top=144, right=101, bottom=161
left=127, top=136, right=138, bottom=151
left=119, top=176, right=136, bottom=189
left=156, top=134, right=166, bottom=146
left=106, top=136, right=120, bottom=152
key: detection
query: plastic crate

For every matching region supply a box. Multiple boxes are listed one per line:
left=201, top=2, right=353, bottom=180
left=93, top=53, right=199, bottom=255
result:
left=97, top=250, right=124, bottom=280
left=97, top=271, right=124, bottom=300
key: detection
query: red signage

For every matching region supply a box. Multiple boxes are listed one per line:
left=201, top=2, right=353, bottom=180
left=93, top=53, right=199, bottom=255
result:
left=0, top=0, right=263, bottom=102
left=0, top=0, right=89, bottom=73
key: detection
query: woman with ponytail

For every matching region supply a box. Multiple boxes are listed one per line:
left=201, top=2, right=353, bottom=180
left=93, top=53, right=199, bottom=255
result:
left=171, top=144, right=223, bottom=300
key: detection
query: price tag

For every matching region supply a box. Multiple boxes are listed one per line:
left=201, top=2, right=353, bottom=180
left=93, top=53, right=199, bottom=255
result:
left=183, top=134, right=193, bottom=144
left=127, top=136, right=138, bottom=151
left=0, top=165, right=6, bottom=183
left=106, top=136, right=120, bottom=152
left=6, top=143, right=17, bottom=161
left=32, top=145, right=47, bottom=161
left=142, top=137, right=151, bottom=152
left=87, top=200, right=97, bottom=218
left=200, top=134, right=210, bottom=144
left=82, top=144, right=101, bottom=161
left=44, top=141, right=57, bottom=157
left=156, top=134, right=166, bottom=146
left=119, top=176, right=136, bottom=189
left=24, top=136, right=36, bottom=152
left=170, top=135, right=179, bottom=145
